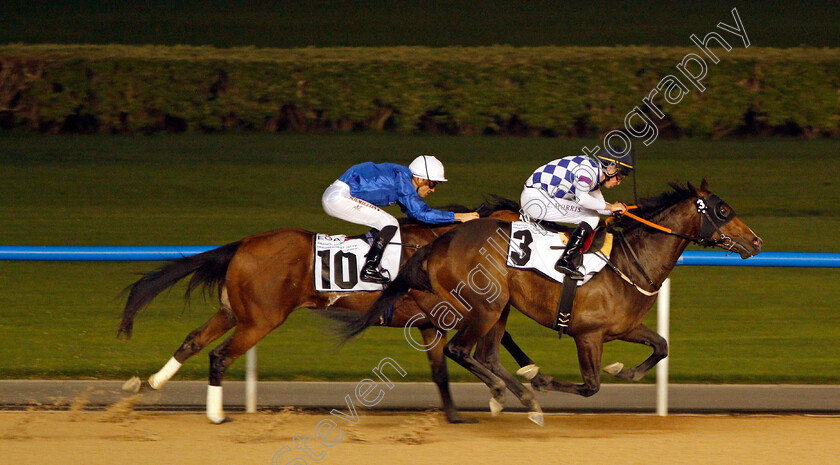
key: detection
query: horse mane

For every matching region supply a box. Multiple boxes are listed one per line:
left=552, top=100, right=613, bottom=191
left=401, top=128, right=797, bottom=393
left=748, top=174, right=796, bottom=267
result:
left=398, top=194, right=520, bottom=226
left=611, top=182, right=695, bottom=232
left=476, top=194, right=521, bottom=217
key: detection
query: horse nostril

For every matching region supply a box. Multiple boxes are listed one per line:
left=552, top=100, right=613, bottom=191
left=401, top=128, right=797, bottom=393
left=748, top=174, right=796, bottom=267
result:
left=753, top=237, right=763, bottom=249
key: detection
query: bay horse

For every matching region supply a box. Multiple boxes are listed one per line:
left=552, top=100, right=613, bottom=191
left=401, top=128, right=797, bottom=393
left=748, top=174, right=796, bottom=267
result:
left=338, top=180, right=762, bottom=425
left=117, top=197, right=549, bottom=424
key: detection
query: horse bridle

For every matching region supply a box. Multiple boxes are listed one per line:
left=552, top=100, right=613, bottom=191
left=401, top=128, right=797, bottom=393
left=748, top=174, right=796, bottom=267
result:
left=692, top=194, right=739, bottom=251
left=604, top=193, right=739, bottom=295
left=619, top=193, right=738, bottom=250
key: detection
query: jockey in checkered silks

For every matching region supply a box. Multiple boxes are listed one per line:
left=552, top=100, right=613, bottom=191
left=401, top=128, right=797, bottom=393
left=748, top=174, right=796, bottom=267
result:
left=322, top=155, right=480, bottom=284
left=520, top=149, right=633, bottom=279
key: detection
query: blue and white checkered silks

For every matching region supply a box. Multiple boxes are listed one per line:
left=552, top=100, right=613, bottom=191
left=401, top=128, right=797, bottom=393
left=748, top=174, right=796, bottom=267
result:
left=525, top=156, right=601, bottom=200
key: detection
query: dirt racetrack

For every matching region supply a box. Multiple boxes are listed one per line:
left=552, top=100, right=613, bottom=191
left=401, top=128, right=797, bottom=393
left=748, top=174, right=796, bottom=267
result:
left=2, top=408, right=838, bottom=465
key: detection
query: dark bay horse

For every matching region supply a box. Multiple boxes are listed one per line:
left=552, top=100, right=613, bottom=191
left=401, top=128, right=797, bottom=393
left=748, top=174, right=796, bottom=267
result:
left=339, top=180, right=762, bottom=425
left=118, top=197, right=548, bottom=424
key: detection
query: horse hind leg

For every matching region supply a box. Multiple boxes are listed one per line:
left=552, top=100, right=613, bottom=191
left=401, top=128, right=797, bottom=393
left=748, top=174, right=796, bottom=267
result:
left=206, top=317, right=279, bottom=424
left=122, top=291, right=237, bottom=394
left=603, top=324, right=667, bottom=382
left=418, top=326, right=477, bottom=424
left=443, top=328, right=508, bottom=418
left=154, top=305, right=237, bottom=389
left=499, top=327, right=558, bottom=392
left=476, top=321, right=544, bottom=426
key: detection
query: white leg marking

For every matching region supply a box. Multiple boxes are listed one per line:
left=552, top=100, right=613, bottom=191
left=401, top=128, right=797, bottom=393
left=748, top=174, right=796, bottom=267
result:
left=206, top=385, right=226, bottom=424
left=148, top=357, right=183, bottom=390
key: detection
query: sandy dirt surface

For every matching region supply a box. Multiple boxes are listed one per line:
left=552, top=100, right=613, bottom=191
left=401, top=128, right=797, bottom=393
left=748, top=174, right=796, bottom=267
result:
left=1, top=406, right=838, bottom=465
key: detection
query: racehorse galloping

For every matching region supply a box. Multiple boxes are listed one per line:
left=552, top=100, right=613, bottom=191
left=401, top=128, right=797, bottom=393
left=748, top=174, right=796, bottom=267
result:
left=117, top=198, right=542, bottom=424
left=341, top=180, right=762, bottom=425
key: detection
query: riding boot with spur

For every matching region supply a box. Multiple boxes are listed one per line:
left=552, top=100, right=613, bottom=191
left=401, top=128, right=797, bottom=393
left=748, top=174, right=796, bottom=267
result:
left=360, top=225, right=398, bottom=284
left=554, top=223, right=592, bottom=280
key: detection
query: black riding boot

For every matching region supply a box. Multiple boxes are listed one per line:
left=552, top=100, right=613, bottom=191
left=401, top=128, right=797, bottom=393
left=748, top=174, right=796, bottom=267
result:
left=554, top=223, right=592, bottom=280
left=360, top=225, right=398, bottom=284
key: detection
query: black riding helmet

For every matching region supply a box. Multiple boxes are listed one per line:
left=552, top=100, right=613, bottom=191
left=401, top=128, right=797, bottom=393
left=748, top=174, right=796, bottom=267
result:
left=593, top=148, right=635, bottom=179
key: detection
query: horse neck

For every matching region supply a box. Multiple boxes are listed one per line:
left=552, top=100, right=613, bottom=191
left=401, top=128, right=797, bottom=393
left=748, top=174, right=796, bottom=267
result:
left=619, top=198, right=700, bottom=286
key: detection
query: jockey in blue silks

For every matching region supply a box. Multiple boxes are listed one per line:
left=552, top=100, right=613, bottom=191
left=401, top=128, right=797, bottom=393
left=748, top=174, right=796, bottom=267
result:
left=323, top=155, right=479, bottom=284
left=520, top=149, right=633, bottom=279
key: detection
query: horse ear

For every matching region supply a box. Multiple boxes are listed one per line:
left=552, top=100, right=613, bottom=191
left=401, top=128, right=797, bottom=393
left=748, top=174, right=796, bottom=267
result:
left=688, top=181, right=699, bottom=195
left=700, top=178, right=709, bottom=192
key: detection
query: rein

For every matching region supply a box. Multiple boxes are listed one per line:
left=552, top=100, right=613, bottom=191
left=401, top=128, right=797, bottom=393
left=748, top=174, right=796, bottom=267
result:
left=612, top=207, right=693, bottom=241
left=609, top=194, right=737, bottom=248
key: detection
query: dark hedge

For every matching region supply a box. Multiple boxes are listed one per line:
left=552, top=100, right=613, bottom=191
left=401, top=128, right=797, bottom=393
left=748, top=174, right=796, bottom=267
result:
left=1, top=45, right=838, bottom=137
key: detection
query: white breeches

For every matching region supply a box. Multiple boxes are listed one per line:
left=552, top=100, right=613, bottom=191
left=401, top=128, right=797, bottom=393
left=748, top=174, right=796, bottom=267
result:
left=322, top=180, right=401, bottom=231
left=520, top=186, right=601, bottom=229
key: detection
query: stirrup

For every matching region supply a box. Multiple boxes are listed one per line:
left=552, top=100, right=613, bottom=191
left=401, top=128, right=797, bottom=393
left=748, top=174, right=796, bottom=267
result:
left=555, top=261, right=584, bottom=280
left=360, top=265, right=390, bottom=284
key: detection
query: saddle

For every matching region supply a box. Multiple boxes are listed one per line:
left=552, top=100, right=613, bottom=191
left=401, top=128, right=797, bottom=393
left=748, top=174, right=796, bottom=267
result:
left=546, top=223, right=611, bottom=256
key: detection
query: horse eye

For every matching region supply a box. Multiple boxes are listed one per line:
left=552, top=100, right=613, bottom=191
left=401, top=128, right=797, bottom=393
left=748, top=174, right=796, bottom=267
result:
left=719, top=206, right=729, bottom=217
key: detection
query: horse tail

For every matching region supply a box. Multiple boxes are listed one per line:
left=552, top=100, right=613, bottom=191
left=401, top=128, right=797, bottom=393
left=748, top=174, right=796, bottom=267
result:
left=338, top=246, right=433, bottom=342
left=118, top=241, right=242, bottom=339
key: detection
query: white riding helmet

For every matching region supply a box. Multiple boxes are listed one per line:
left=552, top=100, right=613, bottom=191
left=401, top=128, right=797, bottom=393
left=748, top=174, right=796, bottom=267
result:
left=409, top=155, right=448, bottom=182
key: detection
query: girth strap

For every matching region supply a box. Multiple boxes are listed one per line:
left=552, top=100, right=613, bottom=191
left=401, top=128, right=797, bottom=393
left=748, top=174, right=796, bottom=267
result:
left=553, top=275, right=579, bottom=336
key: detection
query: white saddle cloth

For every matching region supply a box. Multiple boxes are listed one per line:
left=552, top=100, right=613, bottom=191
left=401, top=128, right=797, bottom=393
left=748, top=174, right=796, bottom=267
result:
left=314, top=233, right=401, bottom=292
left=506, top=221, right=609, bottom=286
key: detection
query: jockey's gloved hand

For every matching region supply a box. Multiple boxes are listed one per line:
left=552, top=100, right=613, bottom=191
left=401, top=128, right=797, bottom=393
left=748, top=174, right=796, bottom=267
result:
left=607, top=202, right=628, bottom=216
left=454, top=212, right=480, bottom=222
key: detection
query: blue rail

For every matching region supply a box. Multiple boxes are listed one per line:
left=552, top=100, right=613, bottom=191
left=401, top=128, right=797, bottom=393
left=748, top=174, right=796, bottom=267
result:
left=676, top=251, right=840, bottom=268
left=0, top=246, right=839, bottom=267
left=0, top=246, right=216, bottom=261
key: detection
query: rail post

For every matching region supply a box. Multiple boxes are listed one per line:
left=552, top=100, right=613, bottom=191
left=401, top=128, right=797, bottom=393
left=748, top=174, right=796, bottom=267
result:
left=657, top=278, right=670, bottom=416
left=246, top=347, right=257, bottom=413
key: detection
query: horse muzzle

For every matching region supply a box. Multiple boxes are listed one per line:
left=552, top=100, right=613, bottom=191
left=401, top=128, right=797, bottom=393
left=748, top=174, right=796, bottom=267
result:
left=735, top=235, right=763, bottom=259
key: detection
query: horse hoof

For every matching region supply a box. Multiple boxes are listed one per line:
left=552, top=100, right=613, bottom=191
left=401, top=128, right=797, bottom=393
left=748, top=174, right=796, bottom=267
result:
left=489, top=398, right=503, bottom=416
left=516, top=364, right=540, bottom=381
left=603, top=362, right=624, bottom=377
left=122, top=376, right=141, bottom=393
left=528, top=412, right=545, bottom=427
left=207, top=413, right=232, bottom=424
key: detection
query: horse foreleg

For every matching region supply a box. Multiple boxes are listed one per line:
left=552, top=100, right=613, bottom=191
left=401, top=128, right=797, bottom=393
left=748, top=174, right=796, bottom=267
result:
left=603, top=324, right=668, bottom=382
left=536, top=332, right=604, bottom=398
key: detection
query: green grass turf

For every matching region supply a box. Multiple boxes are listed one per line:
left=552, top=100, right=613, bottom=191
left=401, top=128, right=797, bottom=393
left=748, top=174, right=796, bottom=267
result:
left=1, top=133, right=838, bottom=383
left=1, top=1, right=838, bottom=48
